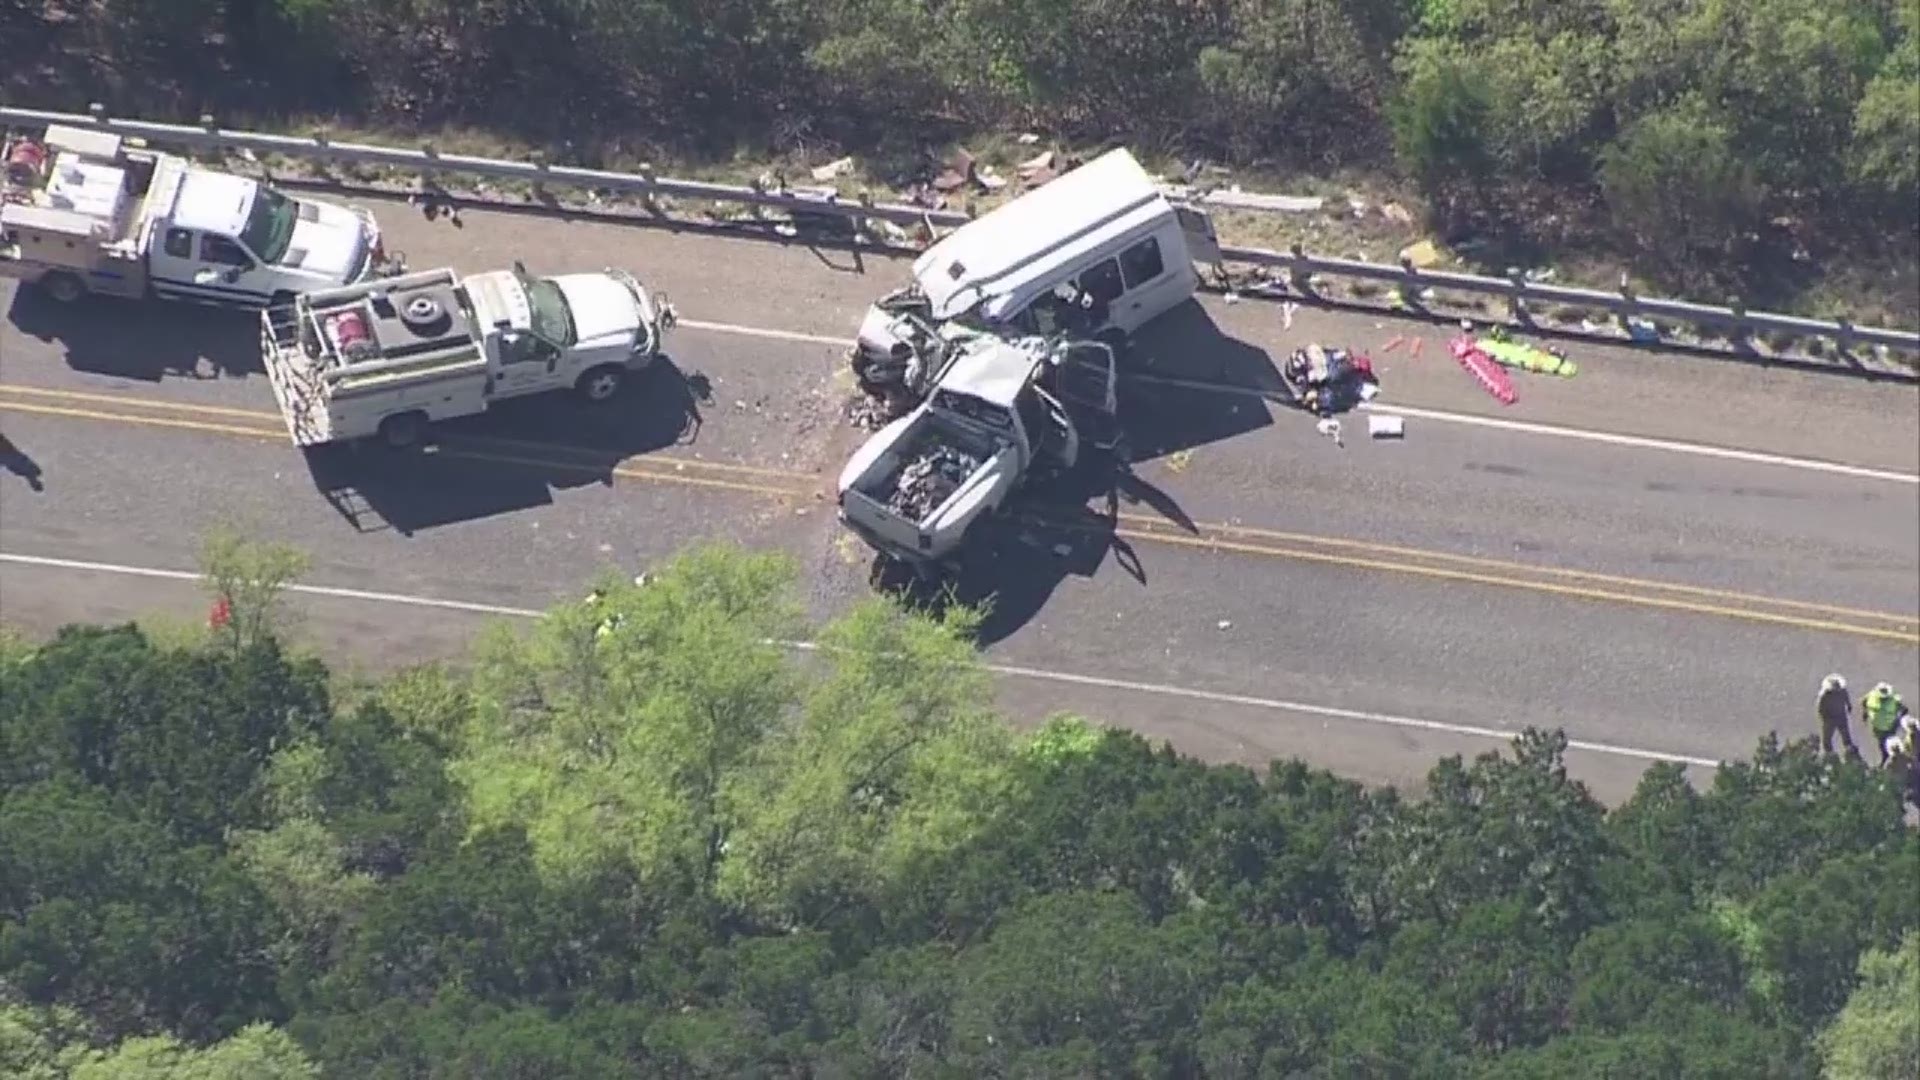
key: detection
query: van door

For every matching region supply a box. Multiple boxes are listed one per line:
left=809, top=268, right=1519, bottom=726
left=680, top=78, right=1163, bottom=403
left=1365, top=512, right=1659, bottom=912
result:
left=490, top=330, right=563, bottom=399
left=159, top=231, right=274, bottom=306
left=1175, top=205, right=1221, bottom=265
left=1112, top=231, right=1199, bottom=333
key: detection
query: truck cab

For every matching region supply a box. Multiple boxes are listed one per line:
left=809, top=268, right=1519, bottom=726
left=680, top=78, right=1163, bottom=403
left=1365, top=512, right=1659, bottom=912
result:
left=836, top=333, right=1117, bottom=574
left=1, top=124, right=385, bottom=305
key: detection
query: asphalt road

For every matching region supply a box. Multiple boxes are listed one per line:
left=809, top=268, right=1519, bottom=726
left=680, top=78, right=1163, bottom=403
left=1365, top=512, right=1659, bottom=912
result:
left=3, top=194, right=1917, bottom=803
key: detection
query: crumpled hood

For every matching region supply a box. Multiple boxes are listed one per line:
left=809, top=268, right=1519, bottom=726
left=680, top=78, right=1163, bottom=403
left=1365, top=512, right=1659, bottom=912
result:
left=551, top=272, right=643, bottom=348
left=280, top=199, right=371, bottom=283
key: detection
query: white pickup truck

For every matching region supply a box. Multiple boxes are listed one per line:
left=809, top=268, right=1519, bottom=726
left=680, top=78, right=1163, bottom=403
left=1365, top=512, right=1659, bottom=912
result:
left=0, top=124, right=388, bottom=306
left=836, top=331, right=1117, bottom=576
left=260, top=261, right=676, bottom=450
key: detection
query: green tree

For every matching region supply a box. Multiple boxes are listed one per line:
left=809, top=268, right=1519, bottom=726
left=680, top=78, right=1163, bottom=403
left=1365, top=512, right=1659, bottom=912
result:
left=1818, top=930, right=1920, bottom=1080
left=1597, top=94, right=1767, bottom=275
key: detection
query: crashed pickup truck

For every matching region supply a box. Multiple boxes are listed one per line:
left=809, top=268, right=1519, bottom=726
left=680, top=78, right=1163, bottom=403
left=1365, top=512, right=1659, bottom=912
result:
left=836, top=331, right=1118, bottom=577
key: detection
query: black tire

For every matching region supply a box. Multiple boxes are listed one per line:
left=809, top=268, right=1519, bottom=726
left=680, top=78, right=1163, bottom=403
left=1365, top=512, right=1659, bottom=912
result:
left=40, top=272, right=85, bottom=304
left=377, top=411, right=427, bottom=450
left=576, top=364, right=625, bottom=403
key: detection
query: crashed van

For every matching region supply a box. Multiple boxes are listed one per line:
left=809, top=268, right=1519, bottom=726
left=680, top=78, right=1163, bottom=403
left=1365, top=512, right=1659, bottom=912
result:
left=850, top=148, right=1222, bottom=396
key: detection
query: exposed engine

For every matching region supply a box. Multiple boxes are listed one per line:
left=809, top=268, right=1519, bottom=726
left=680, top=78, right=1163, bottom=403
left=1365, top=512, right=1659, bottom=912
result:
left=886, top=445, right=981, bottom=521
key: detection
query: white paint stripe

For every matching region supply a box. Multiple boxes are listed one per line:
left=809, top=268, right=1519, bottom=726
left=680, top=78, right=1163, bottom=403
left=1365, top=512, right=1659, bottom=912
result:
left=676, top=318, right=845, bottom=348
left=0, top=550, right=1721, bottom=771
left=674, top=316, right=1918, bottom=486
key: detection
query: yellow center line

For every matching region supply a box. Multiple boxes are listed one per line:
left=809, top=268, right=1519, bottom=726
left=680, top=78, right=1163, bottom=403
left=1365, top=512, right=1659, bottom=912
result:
left=6, top=383, right=1914, bottom=642
left=1108, top=526, right=1920, bottom=645
left=1110, top=513, right=1917, bottom=627
left=0, top=383, right=814, bottom=481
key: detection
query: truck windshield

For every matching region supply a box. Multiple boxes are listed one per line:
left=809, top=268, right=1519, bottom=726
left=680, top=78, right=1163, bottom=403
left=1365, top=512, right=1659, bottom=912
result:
left=239, top=187, right=299, bottom=264
left=519, top=272, right=578, bottom=347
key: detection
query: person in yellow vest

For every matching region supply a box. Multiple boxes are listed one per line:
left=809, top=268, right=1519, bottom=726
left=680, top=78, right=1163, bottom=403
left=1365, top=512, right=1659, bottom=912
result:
left=1862, top=682, right=1911, bottom=765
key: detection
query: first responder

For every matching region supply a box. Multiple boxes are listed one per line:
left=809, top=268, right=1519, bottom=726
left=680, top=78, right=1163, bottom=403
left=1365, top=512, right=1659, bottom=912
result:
left=1862, top=682, right=1911, bottom=765
left=1817, top=674, right=1861, bottom=760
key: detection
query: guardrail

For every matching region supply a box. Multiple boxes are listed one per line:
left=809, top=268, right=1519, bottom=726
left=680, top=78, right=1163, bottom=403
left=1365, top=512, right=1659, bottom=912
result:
left=5, top=104, right=1917, bottom=367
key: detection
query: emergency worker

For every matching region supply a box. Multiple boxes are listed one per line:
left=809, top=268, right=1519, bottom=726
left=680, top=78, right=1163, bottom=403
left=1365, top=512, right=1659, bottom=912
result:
left=1817, top=674, right=1861, bottom=760
left=1863, top=682, right=1911, bottom=765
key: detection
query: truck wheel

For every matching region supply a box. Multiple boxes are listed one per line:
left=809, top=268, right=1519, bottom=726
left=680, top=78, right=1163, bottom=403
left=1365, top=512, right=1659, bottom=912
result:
left=40, top=272, right=85, bottom=304
left=576, top=365, right=624, bottom=403
left=377, top=411, right=427, bottom=450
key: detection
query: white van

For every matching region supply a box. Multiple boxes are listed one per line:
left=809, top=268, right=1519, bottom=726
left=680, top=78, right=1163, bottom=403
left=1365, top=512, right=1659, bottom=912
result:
left=853, top=149, right=1221, bottom=366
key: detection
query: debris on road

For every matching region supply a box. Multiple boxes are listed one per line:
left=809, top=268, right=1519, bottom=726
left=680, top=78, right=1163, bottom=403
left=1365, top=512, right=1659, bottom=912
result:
left=888, top=445, right=981, bottom=521
left=1282, top=301, right=1298, bottom=330
left=1282, top=344, right=1379, bottom=417
left=1449, top=329, right=1519, bottom=405
left=1369, top=414, right=1406, bottom=439
left=1167, top=449, right=1194, bottom=473
left=1217, top=620, right=1233, bottom=630
left=1481, top=327, right=1579, bottom=377
left=1316, top=417, right=1344, bottom=446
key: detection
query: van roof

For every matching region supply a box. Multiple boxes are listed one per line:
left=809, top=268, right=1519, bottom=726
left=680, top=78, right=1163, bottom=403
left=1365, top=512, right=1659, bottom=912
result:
left=914, top=149, right=1169, bottom=320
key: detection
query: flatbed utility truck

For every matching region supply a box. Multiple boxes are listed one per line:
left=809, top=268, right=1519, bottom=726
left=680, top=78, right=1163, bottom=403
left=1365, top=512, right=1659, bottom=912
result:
left=837, top=331, right=1118, bottom=576
left=260, top=261, right=676, bottom=449
left=0, top=124, right=389, bottom=305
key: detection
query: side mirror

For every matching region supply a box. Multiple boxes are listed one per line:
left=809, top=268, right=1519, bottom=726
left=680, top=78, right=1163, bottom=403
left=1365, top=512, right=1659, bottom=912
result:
left=224, top=266, right=246, bottom=284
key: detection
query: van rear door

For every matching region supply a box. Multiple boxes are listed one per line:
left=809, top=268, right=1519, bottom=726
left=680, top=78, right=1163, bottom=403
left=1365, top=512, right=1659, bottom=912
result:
left=1175, top=205, right=1222, bottom=266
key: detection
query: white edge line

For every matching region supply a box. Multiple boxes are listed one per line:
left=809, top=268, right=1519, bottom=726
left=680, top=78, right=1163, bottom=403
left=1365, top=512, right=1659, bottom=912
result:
left=674, top=317, right=1918, bottom=486
left=1, top=550, right=1721, bottom=771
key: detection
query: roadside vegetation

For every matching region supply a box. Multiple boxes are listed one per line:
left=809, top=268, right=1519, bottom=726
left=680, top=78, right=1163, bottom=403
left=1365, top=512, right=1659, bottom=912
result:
left=8, top=0, right=1920, bottom=326
left=2, top=535, right=1917, bottom=1077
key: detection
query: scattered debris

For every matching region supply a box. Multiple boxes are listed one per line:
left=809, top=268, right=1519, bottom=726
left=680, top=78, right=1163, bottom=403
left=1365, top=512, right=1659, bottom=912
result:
left=978, top=167, right=1008, bottom=191
left=1382, top=202, right=1414, bottom=226
left=887, top=445, right=981, bottom=520
left=1217, top=620, right=1233, bottom=630
left=1381, top=335, right=1406, bottom=353
left=1449, top=333, right=1519, bottom=405
left=1166, top=449, right=1194, bottom=473
left=846, top=395, right=894, bottom=431
left=1369, top=414, right=1406, bottom=439
left=1316, top=417, right=1344, bottom=446
left=1410, top=337, right=1424, bottom=358
left=811, top=156, right=855, bottom=182
left=1052, top=543, right=1074, bottom=557
left=1282, top=301, right=1298, bottom=330
left=1017, top=149, right=1058, bottom=186
left=932, top=148, right=976, bottom=192
left=1482, top=329, right=1579, bottom=377
left=1399, top=239, right=1446, bottom=269
left=1017, top=132, right=1042, bottom=145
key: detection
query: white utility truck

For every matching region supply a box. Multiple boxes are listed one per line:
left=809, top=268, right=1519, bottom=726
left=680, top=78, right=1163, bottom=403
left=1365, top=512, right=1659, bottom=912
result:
left=837, top=331, right=1118, bottom=576
left=0, top=124, right=388, bottom=306
left=260, top=262, right=676, bottom=450
left=848, top=147, right=1220, bottom=406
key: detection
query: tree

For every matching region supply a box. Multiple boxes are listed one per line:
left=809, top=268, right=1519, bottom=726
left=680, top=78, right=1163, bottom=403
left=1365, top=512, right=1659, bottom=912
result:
left=1818, top=930, right=1920, bottom=1080
left=1597, top=94, right=1768, bottom=275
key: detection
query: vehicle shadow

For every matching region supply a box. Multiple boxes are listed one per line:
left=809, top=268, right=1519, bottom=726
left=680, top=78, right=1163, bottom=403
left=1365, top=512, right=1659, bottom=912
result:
left=870, top=451, right=1177, bottom=646
left=1118, top=300, right=1283, bottom=463
left=302, top=358, right=712, bottom=535
left=5, top=286, right=264, bottom=380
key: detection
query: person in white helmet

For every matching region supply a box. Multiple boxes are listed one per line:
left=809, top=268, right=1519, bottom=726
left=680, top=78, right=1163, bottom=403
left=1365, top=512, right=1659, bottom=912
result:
left=1817, top=674, right=1861, bottom=760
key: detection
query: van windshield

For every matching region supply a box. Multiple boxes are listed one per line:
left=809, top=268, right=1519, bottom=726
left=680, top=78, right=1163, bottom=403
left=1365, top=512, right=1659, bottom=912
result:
left=239, top=188, right=299, bottom=264
left=521, top=273, right=578, bottom=347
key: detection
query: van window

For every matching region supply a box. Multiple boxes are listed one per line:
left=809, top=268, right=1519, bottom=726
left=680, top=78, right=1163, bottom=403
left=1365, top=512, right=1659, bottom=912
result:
left=1078, top=258, right=1124, bottom=304
left=162, top=228, right=193, bottom=259
left=1120, top=237, right=1165, bottom=288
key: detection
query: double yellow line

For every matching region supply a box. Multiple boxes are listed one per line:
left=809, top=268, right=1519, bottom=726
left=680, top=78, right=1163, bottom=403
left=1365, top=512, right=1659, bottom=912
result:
left=3, top=382, right=1915, bottom=645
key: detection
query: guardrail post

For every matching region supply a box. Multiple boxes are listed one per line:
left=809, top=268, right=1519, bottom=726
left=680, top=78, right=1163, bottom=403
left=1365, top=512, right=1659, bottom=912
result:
left=1288, top=242, right=1314, bottom=297
left=1391, top=256, right=1419, bottom=312
left=1506, top=266, right=1531, bottom=325
left=528, top=150, right=548, bottom=203
left=1726, top=296, right=1751, bottom=350
left=638, top=163, right=662, bottom=216
left=1835, top=318, right=1856, bottom=359
left=853, top=191, right=874, bottom=246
